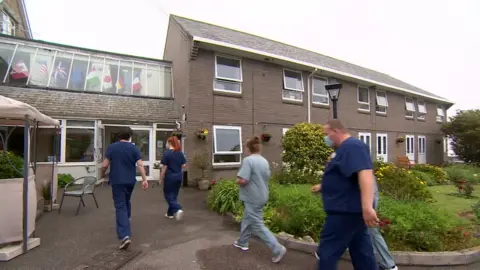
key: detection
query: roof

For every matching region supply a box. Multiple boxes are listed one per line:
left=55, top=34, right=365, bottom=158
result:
left=171, top=15, right=452, bottom=105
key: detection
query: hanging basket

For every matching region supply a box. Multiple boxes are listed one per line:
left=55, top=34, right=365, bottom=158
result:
left=195, top=128, right=208, bottom=140
left=261, top=133, right=272, bottom=142
left=396, top=137, right=405, bottom=144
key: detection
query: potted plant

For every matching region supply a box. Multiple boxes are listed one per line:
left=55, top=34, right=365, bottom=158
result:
left=153, top=161, right=161, bottom=181
left=396, top=137, right=405, bottom=144
left=42, top=182, right=52, bottom=212
left=261, top=132, right=272, bottom=142
left=192, top=151, right=210, bottom=191
left=171, top=130, right=183, bottom=140
left=195, top=128, right=208, bottom=140
left=0, top=151, right=37, bottom=247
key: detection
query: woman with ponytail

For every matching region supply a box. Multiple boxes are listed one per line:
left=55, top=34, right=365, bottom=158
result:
left=160, top=136, right=187, bottom=220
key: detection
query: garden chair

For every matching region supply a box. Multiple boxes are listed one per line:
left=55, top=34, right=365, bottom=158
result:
left=58, top=176, right=99, bottom=215
left=397, top=156, right=415, bottom=169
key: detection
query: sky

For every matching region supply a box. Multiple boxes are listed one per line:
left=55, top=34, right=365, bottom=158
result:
left=24, top=0, right=480, bottom=116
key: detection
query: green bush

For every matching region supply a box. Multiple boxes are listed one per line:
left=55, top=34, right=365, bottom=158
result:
left=0, top=151, right=24, bottom=179
left=282, top=122, right=333, bottom=177
left=444, top=165, right=480, bottom=184
left=57, top=173, right=74, bottom=188
left=472, top=201, right=480, bottom=221
left=207, top=179, right=242, bottom=214
left=270, top=169, right=319, bottom=185
left=412, top=164, right=448, bottom=185
left=410, top=170, right=436, bottom=186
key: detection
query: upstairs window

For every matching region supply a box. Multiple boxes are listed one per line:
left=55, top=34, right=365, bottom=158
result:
left=283, top=69, right=304, bottom=101
left=436, top=105, right=445, bottom=123
left=405, top=97, right=415, bottom=118
left=375, top=91, right=388, bottom=114
left=1, top=11, right=15, bottom=36
left=214, top=55, right=242, bottom=93
left=357, top=86, right=370, bottom=111
left=417, top=100, right=427, bottom=120
left=312, top=77, right=329, bottom=105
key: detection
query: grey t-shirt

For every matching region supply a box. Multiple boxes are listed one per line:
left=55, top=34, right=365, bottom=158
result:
left=237, top=154, right=271, bottom=206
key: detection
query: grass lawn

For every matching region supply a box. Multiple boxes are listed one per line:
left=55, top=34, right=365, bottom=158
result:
left=428, top=185, right=480, bottom=215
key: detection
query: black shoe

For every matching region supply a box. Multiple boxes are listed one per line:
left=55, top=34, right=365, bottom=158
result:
left=119, top=236, right=131, bottom=250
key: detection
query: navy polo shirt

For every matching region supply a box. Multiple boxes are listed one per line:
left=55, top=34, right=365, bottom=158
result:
left=161, top=150, right=186, bottom=182
left=106, top=141, right=142, bottom=185
left=321, top=137, right=373, bottom=214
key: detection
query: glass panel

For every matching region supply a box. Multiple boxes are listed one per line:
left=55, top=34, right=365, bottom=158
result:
left=366, top=136, right=371, bottom=150
left=215, top=128, right=241, bottom=153
left=313, top=77, right=327, bottom=95
left=85, top=57, right=104, bottom=92
left=0, top=42, right=16, bottom=81
left=214, top=79, right=241, bottom=92
left=284, top=70, right=303, bottom=90
left=66, top=128, right=94, bottom=162
left=66, top=120, right=95, bottom=127
left=132, top=130, right=149, bottom=161
left=102, top=59, right=118, bottom=93
left=376, top=92, right=388, bottom=107
left=383, top=137, right=387, bottom=154
left=406, top=138, right=410, bottom=153
left=405, top=100, right=415, bottom=111
left=359, top=103, right=370, bottom=110
left=283, top=90, right=302, bottom=101
left=8, top=45, right=35, bottom=86
left=50, top=51, right=73, bottom=89
left=28, top=47, right=55, bottom=87
left=358, top=88, right=369, bottom=103
left=216, top=56, right=241, bottom=80
left=132, top=62, right=147, bottom=96
left=117, top=61, right=132, bottom=94
left=159, top=66, right=172, bottom=98
left=313, top=95, right=328, bottom=104
left=213, top=154, right=241, bottom=164
left=377, top=136, right=381, bottom=154
left=146, top=65, right=160, bottom=97
left=68, top=54, right=89, bottom=91
left=155, top=130, right=170, bottom=161
left=376, top=106, right=387, bottom=113
left=34, top=128, right=61, bottom=162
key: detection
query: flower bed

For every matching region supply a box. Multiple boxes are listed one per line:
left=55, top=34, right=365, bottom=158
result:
left=207, top=179, right=476, bottom=252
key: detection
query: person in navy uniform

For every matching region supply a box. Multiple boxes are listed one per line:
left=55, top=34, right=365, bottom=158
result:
left=312, top=119, right=379, bottom=270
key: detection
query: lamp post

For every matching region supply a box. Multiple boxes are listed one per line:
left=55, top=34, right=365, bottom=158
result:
left=325, top=82, right=343, bottom=119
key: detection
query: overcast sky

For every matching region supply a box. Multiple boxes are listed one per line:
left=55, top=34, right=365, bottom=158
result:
left=25, top=0, right=479, bottom=116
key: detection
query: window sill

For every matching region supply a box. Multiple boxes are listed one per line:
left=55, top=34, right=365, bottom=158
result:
left=212, top=163, right=241, bottom=170
left=282, top=98, right=303, bottom=106
left=357, top=108, right=371, bottom=115
left=312, top=103, right=330, bottom=109
left=375, top=112, right=387, bottom=117
left=213, top=89, right=242, bottom=98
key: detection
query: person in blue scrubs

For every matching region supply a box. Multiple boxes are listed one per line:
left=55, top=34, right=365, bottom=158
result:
left=160, top=136, right=186, bottom=220
left=100, top=127, right=149, bottom=250
left=312, top=119, right=380, bottom=270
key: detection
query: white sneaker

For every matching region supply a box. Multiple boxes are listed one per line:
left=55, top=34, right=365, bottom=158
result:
left=272, top=245, right=287, bottom=263
left=119, top=236, right=131, bottom=250
left=165, top=214, right=174, bottom=219
left=175, top=209, right=184, bottom=221
left=233, top=240, right=249, bottom=251
left=389, top=267, right=398, bottom=270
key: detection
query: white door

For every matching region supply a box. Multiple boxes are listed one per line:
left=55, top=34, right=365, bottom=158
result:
left=94, top=121, right=105, bottom=182
left=131, top=127, right=154, bottom=181
left=405, top=135, right=415, bottom=162
left=376, top=133, right=388, bottom=162
left=358, top=132, right=372, bottom=154
left=418, top=136, right=426, bottom=164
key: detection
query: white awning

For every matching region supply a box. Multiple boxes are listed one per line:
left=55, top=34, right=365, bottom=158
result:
left=0, top=95, right=60, bottom=126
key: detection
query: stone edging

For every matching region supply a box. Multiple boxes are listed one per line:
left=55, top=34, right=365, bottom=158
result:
left=224, top=212, right=480, bottom=266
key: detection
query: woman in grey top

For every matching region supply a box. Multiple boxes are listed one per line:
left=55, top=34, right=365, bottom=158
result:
left=233, top=136, right=287, bottom=263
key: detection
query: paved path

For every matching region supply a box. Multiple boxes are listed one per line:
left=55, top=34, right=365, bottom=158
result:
left=0, top=183, right=477, bottom=270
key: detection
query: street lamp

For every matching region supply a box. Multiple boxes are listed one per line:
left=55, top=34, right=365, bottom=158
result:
left=325, top=82, right=343, bottom=119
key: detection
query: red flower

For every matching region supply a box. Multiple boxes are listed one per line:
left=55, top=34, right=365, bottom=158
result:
left=384, top=220, right=391, bottom=225
left=464, top=231, right=469, bottom=237
left=211, top=180, right=216, bottom=185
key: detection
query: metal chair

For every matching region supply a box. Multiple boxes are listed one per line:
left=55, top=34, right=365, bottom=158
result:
left=58, top=176, right=99, bottom=215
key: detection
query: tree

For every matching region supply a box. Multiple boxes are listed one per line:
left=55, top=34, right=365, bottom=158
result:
left=442, top=109, right=480, bottom=164
left=282, top=122, right=333, bottom=175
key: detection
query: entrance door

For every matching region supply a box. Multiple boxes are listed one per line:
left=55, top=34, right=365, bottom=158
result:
left=131, top=127, right=153, bottom=180
left=418, top=136, right=426, bottom=164
left=405, top=135, right=415, bottom=162
left=376, top=133, right=388, bottom=162
left=358, top=132, right=372, bottom=154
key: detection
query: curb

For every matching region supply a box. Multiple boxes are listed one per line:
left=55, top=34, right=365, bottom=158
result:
left=225, top=212, right=480, bottom=266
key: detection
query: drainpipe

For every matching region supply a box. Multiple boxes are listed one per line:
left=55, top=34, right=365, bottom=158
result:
left=307, top=68, right=318, bottom=123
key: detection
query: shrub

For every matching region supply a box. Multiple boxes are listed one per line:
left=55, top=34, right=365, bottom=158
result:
left=375, top=164, right=433, bottom=202
left=410, top=170, right=436, bottom=186
left=412, top=164, right=448, bottom=185
left=472, top=201, right=480, bottom=221
left=282, top=122, right=333, bottom=177
left=270, top=169, right=319, bottom=185
left=207, top=179, right=242, bottom=214
left=442, top=109, right=480, bottom=163
left=57, top=173, right=74, bottom=188
left=378, top=196, right=473, bottom=251
left=444, top=165, right=480, bottom=184
left=373, top=159, right=392, bottom=171
left=0, top=151, right=24, bottom=179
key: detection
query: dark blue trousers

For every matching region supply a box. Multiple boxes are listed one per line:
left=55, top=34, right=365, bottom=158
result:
left=111, top=183, right=135, bottom=240
left=163, top=179, right=182, bottom=216
left=317, top=214, right=377, bottom=270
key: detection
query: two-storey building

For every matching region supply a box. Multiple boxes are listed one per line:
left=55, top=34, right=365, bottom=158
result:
left=163, top=15, right=453, bottom=183
left=0, top=0, right=31, bottom=39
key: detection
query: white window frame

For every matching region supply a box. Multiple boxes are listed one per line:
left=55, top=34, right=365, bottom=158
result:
left=312, top=76, right=329, bottom=105
left=417, top=100, right=427, bottom=120
left=1, top=11, right=15, bottom=36
left=405, top=97, right=415, bottom=118
left=436, top=105, right=445, bottom=123
left=282, top=69, right=304, bottom=102
left=376, top=133, right=388, bottom=162
left=357, top=86, right=370, bottom=111
left=63, top=120, right=96, bottom=165
left=212, top=125, right=242, bottom=165
left=213, top=54, right=243, bottom=93
left=375, top=91, right=388, bottom=114
left=358, top=132, right=372, bottom=154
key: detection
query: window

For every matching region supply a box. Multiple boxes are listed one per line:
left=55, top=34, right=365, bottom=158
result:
left=28, top=48, right=56, bottom=88
left=357, top=87, right=370, bottom=111
left=405, top=98, right=415, bottom=118
left=283, top=69, right=304, bottom=101
left=214, top=55, right=242, bottom=93
left=376, top=133, right=388, bottom=162
left=35, top=128, right=61, bottom=162
left=375, top=91, right=388, bottom=114
left=0, top=42, right=16, bottom=82
left=436, top=105, right=445, bottom=123
left=417, top=100, right=427, bottom=120
left=132, top=62, right=147, bottom=96
left=1, top=11, right=15, bottom=36
left=358, top=132, right=372, bottom=153
left=312, top=77, right=329, bottom=105
left=213, top=125, right=242, bottom=164
left=65, top=120, right=95, bottom=163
